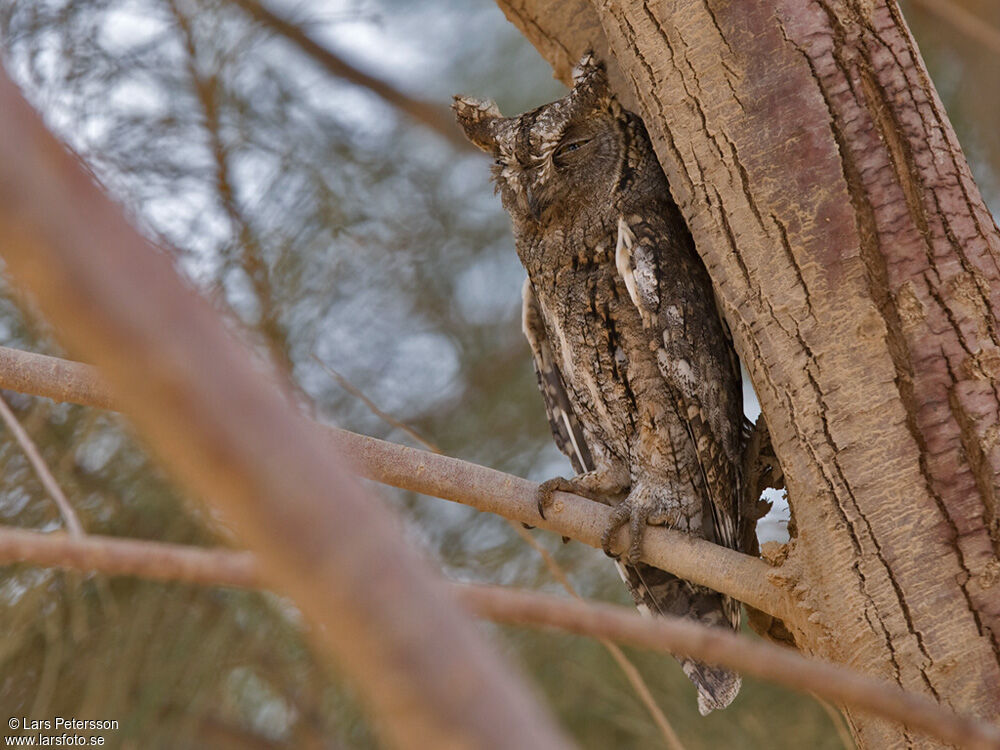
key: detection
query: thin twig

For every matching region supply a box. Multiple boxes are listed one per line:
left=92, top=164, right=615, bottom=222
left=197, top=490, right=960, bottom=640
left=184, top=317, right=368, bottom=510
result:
left=313, top=353, right=439, bottom=452
left=511, top=524, right=685, bottom=750
left=226, top=0, right=472, bottom=151
left=0, top=394, right=83, bottom=537
left=814, top=694, right=857, bottom=750
left=0, top=525, right=995, bottom=750
left=169, top=0, right=294, bottom=374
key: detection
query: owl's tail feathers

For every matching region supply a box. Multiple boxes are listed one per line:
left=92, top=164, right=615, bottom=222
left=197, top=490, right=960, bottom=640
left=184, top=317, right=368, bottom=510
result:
left=617, top=561, right=742, bottom=713
left=680, top=659, right=742, bottom=715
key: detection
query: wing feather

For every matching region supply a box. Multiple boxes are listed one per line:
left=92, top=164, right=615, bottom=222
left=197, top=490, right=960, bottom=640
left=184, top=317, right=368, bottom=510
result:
left=615, top=216, right=743, bottom=555
left=523, top=278, right=718, bottom=629
left=521, top=279, right=592, bottom=474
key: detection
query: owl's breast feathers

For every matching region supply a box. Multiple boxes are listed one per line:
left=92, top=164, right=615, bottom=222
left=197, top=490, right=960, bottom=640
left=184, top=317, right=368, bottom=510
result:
left=521, top=204, right=742, bottom=551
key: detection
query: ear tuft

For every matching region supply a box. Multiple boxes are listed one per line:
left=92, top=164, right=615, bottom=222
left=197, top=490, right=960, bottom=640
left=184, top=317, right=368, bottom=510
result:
left=569, top=51, right=611, bottom=106
left=452, top=96, right=502, bottom=153
left=572, top=50, right=603, bottom=85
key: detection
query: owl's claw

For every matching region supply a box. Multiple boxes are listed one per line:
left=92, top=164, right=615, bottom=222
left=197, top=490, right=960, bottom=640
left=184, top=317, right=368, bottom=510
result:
left=536, top=476, right=576, bottom=520
left=601, top=499, right=656, bottom=564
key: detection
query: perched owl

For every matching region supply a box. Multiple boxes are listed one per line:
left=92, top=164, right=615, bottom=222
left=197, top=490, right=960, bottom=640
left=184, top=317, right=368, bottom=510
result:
left=454, top=54, right=746, bottom=714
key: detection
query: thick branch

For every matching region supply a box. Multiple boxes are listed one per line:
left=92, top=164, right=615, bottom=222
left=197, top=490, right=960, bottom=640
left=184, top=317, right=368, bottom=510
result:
left=0, top=344, right=793, bottom=624
left=0, top=525, right=995, bottom=749
left=0, top=69, right=571, bottom=750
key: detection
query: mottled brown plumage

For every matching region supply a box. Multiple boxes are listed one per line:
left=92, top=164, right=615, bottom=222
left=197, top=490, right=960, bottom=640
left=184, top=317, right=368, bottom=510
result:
left=455, top=54, right=746, bottom=714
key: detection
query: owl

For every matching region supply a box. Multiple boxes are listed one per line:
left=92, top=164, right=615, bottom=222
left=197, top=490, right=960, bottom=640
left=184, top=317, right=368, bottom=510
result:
left=454, top=54, right=746, bottom=714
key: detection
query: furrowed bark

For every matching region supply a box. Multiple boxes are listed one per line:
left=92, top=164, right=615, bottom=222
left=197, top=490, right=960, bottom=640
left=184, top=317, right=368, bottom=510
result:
left=494, top=0, right=1000, bottom=747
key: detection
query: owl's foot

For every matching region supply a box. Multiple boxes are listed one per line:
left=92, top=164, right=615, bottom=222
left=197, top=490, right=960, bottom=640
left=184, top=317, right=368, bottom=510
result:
left=601, top=490, right=675, bottom=564
left=536, top=468, right=630, bottom=521
left=536, top=477, right=575, bottom=520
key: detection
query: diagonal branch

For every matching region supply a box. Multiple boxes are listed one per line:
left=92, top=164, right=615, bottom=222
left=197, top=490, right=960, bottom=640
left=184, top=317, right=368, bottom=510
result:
left=226, top=0, right=472, bottom=151
left=0, top=344, right=791, bottom=624
left=0, top=394, right=84, bottom=537
left=0, top=524, right=995, bottom=750
left=170, top=0, right=295, bottom=374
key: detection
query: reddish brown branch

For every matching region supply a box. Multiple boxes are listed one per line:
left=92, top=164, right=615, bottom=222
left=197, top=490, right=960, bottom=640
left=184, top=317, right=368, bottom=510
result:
left=0, top=344, right=791, bottom=624
left=0, top=525, right=995, bottom=749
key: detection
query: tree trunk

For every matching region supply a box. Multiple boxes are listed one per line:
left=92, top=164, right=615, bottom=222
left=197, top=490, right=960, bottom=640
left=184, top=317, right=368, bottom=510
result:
left=496, top=0, right=1000, bottom=746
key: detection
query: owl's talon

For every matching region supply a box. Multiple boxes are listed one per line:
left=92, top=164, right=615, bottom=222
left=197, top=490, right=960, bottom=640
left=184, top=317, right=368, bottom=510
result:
left=601, top=502, right=633, bottom=557
left=536, top=476, right=573, bottom=520
left=627, top=504, right=654, bottom=564
left=601, top=499, right=656, bottom=563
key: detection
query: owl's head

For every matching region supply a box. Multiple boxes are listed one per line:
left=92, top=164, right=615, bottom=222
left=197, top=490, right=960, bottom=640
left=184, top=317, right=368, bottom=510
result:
left=454, top=54, right=625, bottom=228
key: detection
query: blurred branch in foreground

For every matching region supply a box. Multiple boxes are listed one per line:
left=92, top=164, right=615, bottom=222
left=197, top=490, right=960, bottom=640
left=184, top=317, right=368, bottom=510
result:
left=0, top=343, right=788, bottom=624
left=908, top=0, right=1000, bottom=55
left=0, top=524, right=994, bottom=750
left=0, top=67, right=572, bottom=750
left=226, top=0, right=472, bottom=151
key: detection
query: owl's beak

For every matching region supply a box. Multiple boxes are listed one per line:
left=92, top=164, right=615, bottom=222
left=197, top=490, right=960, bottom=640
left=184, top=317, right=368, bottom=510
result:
left=525, top=185, right=543, bottom=221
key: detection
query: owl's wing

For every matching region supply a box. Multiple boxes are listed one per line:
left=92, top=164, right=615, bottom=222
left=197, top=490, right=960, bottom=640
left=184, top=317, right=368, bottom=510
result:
left=521, top=279, right=593, bottom=474
left=616, top=215, right=743, bottom=553
left=522, top=278, right=727, bottom=639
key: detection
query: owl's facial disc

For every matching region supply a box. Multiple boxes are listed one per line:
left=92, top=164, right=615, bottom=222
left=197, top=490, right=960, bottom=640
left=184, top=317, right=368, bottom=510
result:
left=454, top=53, right=621, bottom=227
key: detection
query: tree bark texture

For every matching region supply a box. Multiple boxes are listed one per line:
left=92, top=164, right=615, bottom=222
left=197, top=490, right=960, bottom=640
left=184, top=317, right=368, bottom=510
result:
left=495, top=0, right=1000, bottom=746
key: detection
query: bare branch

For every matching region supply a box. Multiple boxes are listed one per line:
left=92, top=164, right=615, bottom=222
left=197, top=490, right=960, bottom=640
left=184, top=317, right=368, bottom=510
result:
left=0, top=344, right=791, bottom=624
left=226, top=0, right=472, bottom=151
left=330, top=428, right=792, bottom=622
left=0, top=525, right=995, bottom=750
left=458, top=585, right=1000, bottom=750
left=0, top=525, right=257, bottom=587
left=0, top=68, right=573, bottom=750
left=313, top=353, right=440, bottom=451
left=0, top=347, right=116, bottom=410
left=0, top=394, right=84, bottom=537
